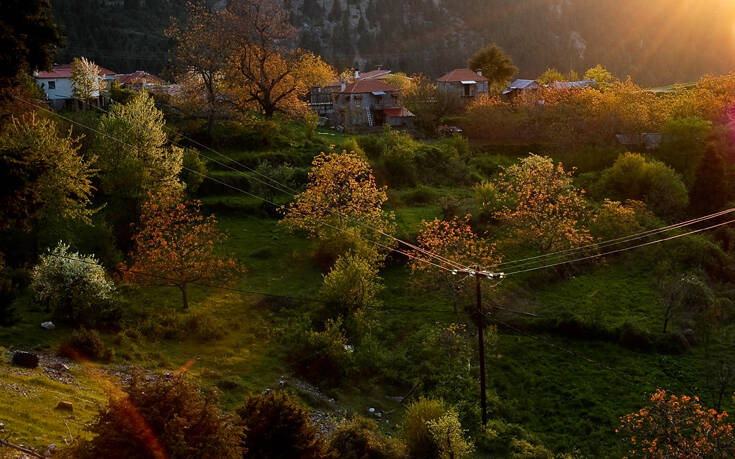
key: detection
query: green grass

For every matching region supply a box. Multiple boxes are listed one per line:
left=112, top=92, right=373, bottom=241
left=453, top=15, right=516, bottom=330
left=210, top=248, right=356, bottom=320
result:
left=530, top=260, right=661, bottom=332
left=0, top=352, right=107, bottom=448
left=0, top=206, right=730, bottom=456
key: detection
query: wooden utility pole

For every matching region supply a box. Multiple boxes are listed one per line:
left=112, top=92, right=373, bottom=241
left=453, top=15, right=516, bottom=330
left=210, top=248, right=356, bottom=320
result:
left=455, top=267, right=504, bottom=426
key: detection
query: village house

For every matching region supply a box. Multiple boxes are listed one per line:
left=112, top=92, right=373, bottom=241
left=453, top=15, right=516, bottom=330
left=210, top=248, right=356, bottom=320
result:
left=436, top=68, right=488, bottom=100
left=333, top=79, right=414, bottom=131
left=115, top=71, right=164, bottom=90
left=309, top=68, right=394, bottom=119
left=34, top=63, right=116, bottom=109
left=502, top=79, right=540, bottom=100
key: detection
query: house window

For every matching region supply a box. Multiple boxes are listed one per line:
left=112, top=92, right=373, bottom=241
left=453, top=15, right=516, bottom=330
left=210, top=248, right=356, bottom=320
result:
left=353, top=96, right=362, bottom=106
left=48, top=81, right=56, bottom=90
left=464, top=84, right=471, bottom=97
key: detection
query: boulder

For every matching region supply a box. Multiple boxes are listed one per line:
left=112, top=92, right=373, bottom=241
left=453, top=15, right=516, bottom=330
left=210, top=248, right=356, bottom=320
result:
left=12, top=351, right=39, bottom=369
left=54, top=401, right=73, bottom=412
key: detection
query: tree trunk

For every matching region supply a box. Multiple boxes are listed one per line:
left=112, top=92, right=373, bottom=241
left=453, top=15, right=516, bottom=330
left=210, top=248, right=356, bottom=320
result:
left=179, top=284, right=189, bottom=309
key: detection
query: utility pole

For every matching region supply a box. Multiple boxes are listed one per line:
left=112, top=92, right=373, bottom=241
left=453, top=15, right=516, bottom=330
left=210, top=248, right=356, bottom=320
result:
left=454, top=267, right=504, bottom=426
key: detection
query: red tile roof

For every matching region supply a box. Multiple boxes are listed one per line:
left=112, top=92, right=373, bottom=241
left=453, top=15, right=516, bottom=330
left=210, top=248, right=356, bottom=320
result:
left=357, top=69, right=391, bottom=80
left=384, top=107, right=415, bottom=118
left=116, top=71, right=163, bottom=85
left=436, top=68, right=488, bottom=83
left=36, top=63, right=115, bottom=79
left=339, top=79, right=398, bottom=94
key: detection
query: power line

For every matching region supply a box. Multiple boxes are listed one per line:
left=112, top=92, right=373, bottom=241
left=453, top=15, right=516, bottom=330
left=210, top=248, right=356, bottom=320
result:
left=497, top=208, right=735, bottom=269
left=504, top=218, right=735, bottom=276
left=13, top=95, right=456, bottom=274
left=68, top=94, right=470, bottom=272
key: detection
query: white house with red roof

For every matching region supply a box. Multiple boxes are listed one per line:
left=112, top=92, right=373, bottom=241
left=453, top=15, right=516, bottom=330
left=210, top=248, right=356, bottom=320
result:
left=436, top=68, right=489, bottom=99
left=334, top=79, right=414, bottom=130
left=34, top=63, right=116, bottom=108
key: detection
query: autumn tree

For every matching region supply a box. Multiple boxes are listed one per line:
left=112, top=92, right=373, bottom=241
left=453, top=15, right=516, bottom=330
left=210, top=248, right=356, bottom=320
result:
left=123, top=193, right=241, bottom=309
left=222, top=0, right=336, bottom=117
left=281, top=150, right=394, bottom=265
left=493, top=155, right=592, bottom=253
left=0, top=114, right=96, bottom=230
left=468, top=44, right=518, bottom=91
left=403, top=74, right=465, bottom=134
left=166, top=1, right=227, bottom=131
left=617, top=389, right=735, bottom=458
left=71, top=56, right=103, bottom=105
left=68, top=372, right=242, bottom=458
left=410, top=216, right=501, bottom=313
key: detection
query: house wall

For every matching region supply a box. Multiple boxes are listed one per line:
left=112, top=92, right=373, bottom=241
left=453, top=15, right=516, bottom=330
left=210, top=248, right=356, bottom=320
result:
left=437, top=81, right=488, bottom=98
left=36, top=77, right=74, bottom=100
left=36, top=75, right=110, bottom=101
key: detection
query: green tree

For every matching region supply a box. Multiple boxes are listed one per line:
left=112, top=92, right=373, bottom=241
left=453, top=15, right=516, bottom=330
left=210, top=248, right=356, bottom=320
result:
left=235, top=391, right=332, bottom=459
left=0, top=115, right=96, bottom=230
left=536, top=67, right=565, bottom=84
left=0, top=0, right=62, bottom=89
left=594, top=153, right=689, bottom=218
left=468, top=44, right=518, bottom=90
left=31, top=241, right=116, bottom=325
left=321, top=252, right=382, bottom=315
left=657, top=116, right=712, bottom=185
left=584, top=64, right=614, bottom=90
left=95, top=91, right=183, bottom=245
left=68, top=372, right=242, bottom=458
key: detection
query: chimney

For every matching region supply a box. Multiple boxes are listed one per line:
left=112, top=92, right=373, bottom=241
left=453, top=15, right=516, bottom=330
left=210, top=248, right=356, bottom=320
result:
left=355, top=70, right=360, bottom=80
left=477, top=70, right=483, bottom=76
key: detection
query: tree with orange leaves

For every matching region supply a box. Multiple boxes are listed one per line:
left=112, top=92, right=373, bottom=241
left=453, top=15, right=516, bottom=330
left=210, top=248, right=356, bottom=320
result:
left=492, top=154, right=592, bottom=253
left=123, top=193, right=241, bottom=309
left=617, top=389, right=735, bottom=458
left=222, top=0, right=335, bottom=118
left=409, top=216, right=501, bottom=313
left=165, top=1, right=228, bottom=131
left=281, top=150, right=394, bottom=264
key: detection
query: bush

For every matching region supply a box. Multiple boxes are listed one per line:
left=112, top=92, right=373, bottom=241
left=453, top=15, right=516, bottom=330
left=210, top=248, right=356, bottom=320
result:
left=426, top=408, right=474, bottom=459
left=320, top=253, right=382, bottom=316
left=476, top=420, right=552, bottom=458
left=401, top=397, right=447, bottom=459
left=67, top=372, right=242, bottom=458
left=31, top=242, right=118, bottom=325
left=594, top=153, right=689, bottom=218
left=235, top=391, right=331, bottom=459
left=181, top=147, right=207, bottom=195
left=59, top=328, right=114, bottom=362
left=285, top=316, right=354, bottom=386
left=402, top=185, right=440, bottom=205
left=330, top=416, right=407, bottom=459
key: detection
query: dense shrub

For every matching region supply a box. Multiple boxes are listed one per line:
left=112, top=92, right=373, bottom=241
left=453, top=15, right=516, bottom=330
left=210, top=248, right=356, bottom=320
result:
left=31, top=242, right=118, bottom=325
left=593, top=153, right=689, bottom=218
left=67, top=372, right=242, bottom=458
left=285, top=316, right=354, bottom=385
left=476, top=420, right=552, bottom=458
left=400, top=397, right=447, bottom=459
left=320, top=253, right=382, bottom=316
left=656, top=116, right=712, bottom=185
left=235, top=391, right=331, bottom=459
left=329, top=417, right=407, bottom=459
left=59, top=328, right=114, bottom=362
left=590, top=199, right=655, bottom=240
